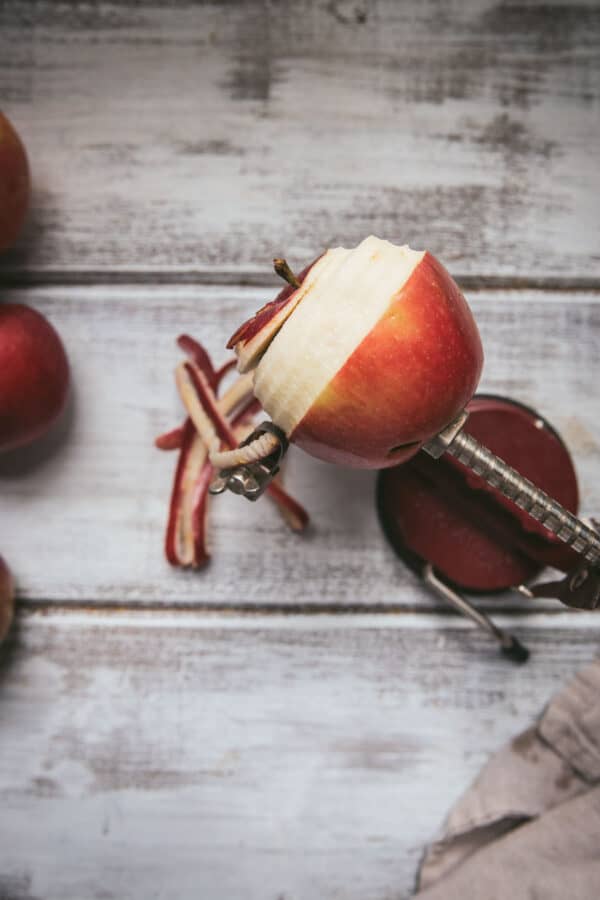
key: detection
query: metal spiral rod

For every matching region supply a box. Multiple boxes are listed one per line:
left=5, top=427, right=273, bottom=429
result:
left=446, top=430, right=600, bottom=565
left=213, top=407, right=600, bottom=567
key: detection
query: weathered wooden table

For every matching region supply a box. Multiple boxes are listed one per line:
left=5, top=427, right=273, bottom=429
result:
left=1, top=3, right=599, bottom=898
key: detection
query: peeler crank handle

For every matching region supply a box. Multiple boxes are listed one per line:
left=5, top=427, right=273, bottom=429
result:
left=422, top=564, right=529, bottom=662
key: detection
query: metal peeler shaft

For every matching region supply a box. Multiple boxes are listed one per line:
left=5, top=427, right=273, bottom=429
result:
left=215, top=412, right=600, bottom=569
left=442, top=430, right=600, bottom=565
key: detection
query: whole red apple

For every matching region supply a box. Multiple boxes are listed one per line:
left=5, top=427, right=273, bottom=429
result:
left=0, top=303, right=70, bottom=451
left=0, top=111, right=30, bottom=253
left=228, top=236, right=483, bottom=468
left=0, top=555, right=14, bottom=643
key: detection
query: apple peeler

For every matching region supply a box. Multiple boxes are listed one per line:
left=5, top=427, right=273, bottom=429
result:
left=211, top=398, right=600, bottom=636
left=209, top=246, right=599, bottom=648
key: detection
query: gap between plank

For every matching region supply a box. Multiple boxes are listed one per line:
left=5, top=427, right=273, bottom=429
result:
left=3, top=269, right=600, bottom=292
left=17, top=598, right=581, bottom=618
left=13, top=604, right=599, bottom=631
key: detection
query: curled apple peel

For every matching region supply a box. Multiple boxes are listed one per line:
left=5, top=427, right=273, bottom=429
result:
left=228, top=236, right=484, bottom=469
left=157, top=336, right=308, bottom=568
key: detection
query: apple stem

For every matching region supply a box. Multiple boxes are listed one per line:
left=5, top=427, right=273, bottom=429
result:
left=273, top=258, right=300, bottom=289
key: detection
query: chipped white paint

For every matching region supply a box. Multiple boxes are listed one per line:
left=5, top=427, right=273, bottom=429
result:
left=0, top=284, right=598, bottom=607
left=27, top=608, right=600, bottom=631
left=1, top=0, right=599, bottom=277
left=253, top=237, right=424, bottom=434
left=0, top=611, right=597, bottom=900
left=0, top=5, right=599, bottom=897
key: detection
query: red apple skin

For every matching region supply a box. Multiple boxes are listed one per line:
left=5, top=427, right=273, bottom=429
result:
left=0, top=112, right=30, bottom=253
left=291, top=253, right=484, bottom=468
left=0, top=555, right=15, bottom=643
left=0, top=303, right=70, bottom=451
left=227, top=258, right=320, bottom=351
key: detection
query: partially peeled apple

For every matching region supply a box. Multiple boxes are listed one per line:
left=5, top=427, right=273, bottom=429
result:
left=228, top=236, right=484, bottom=468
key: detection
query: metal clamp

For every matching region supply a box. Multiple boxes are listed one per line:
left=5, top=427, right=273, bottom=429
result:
left=209, top=422, right=289, bottom=501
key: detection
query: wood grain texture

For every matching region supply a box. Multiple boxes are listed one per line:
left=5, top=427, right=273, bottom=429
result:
left=0, top=609, right=597, bottom=900
left=1, top=7, right=599, bottom=896
left=1, top=283, right=598, bottom=607
left=1, top=0, right=600, bottom=278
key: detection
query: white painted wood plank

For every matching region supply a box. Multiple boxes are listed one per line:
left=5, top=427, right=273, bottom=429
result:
left=0, top=284, right=598, bottom=608
left=0, top=609, right=597, bottom=900
left=1, top=0, right=599, bottom=277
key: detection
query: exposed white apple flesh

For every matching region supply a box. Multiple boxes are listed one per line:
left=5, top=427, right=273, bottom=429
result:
left=229, top=235, right=484, bottom=469
left=254, top=237, right=424, bottom=436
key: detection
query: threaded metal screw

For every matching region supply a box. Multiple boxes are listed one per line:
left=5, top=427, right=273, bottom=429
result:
left=443, top=429, right=600, bottom=565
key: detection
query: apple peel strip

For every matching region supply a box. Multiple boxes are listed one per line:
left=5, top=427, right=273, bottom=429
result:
left=158, top=337, right=308, bottom=568
left=165, top=422, right=211, bottom=567
left=176, top=361, right=308, bottom=528
left=176, top=361, right=280, bottom=470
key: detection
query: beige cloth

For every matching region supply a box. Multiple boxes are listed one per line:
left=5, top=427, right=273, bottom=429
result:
left=416, top=659, right=600, bottom=899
